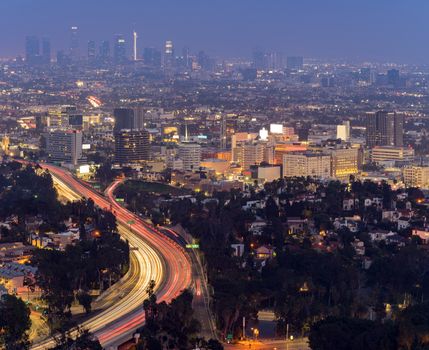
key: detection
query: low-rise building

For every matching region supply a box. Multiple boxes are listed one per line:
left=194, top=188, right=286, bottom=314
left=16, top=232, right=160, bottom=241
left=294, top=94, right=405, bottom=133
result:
left=403, top=166, right=429, bottom=189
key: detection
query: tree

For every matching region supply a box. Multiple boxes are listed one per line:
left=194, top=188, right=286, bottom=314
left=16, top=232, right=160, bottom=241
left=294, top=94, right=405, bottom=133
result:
left=77, top=292, right=93, bottom=314
left=51, top=329, right=102, bottom=350
left=138, top=289, right=201, bottom=350
left=0, top=294, right=31, bottom=350
left=308, top=317, right=396, bottom=350
left=397, top=303, right=429, bottom=350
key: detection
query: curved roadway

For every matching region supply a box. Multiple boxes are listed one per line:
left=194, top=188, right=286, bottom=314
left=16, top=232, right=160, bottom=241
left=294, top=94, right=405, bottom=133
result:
left=32, top=165, right=192, bottom=349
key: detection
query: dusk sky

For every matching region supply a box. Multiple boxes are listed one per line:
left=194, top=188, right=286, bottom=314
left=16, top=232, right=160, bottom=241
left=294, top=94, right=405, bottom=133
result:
left=0, top=0, right=428, bottom=63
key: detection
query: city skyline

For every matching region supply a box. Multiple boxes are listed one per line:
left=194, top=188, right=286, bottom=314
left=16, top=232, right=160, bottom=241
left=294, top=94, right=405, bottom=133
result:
left=1, top=0, right=429, bottom=63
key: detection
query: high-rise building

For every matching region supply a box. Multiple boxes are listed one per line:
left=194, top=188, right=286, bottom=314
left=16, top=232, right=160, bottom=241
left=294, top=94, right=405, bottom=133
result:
left=45, top=130, right=83, bottom=166
left=220, top=115, right=237, bottom=150
left=178, top=142, right=201, bottom=171
left=164, top=40, right=174, bottom=69
left=143, top=47, right=162, bottom=68
left=365, top=111, right=404, bottom=148
left=133, top=30, right=138, bottom=61
left=233, top=142, right=266, bottom=171
left=114, top=129, right=151, bottom=164
left=25, top=36, right=40, bottom=65
left=198, top=51, right=214, bottom=71
left=87, top=41, right=96, bottom=62
left=359, top=68, right=371, bottom=83
left=266, top=52, right=284, bottom=70
left=387, top=69, right=400, bottom=86
left=114, top=35, right=127, bottom=64
left=286, top=56, right=304, bottom=70
left=113, top=108, right=135, bottom=132
left=283, top=152, right=331, bottom=178
left=182, top=47, right=190, bottom=68
left=41, top=38, right=51, bottom=64
left=99, top=41, right=110, bottom=63
left=133, top=107, right=147, bottom=130
left=252, top=50, right=266, bottom=70
left=69, top=26, right=79, bottom=60
left=336, top=121, right=350, bottom=141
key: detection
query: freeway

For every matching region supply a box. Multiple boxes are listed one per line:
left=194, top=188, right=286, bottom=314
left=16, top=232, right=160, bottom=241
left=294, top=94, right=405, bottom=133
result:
left=32, top=164, right=192, bottom=349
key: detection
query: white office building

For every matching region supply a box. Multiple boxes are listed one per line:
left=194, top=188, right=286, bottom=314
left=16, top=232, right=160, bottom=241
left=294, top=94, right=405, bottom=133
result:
left=178, top=142, right=201, bottom=171
left=45, top=130, right=83, bottom=166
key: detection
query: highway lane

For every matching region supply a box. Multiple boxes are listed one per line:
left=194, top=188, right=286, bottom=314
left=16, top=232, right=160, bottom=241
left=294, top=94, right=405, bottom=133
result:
left=32, top=172, right=163, bottom=350
left=32, top=165, right=192, bottom=349
left=102, top=179, right=193, bottom=345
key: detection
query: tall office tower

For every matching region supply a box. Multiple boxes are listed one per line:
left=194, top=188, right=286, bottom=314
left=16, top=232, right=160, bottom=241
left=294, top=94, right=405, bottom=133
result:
left=266, top=52, right=284, bottom=70
left=365, top=111, right=403, bottom=148
left=360, top=67, right=371, bottom=83
left=336, top=121, right=350, bottom=141
left=69, top=26, right=79, bottom=60
left=133, top=107, right=147, bottom=130
left=197, top=51, right=214, bottom=71
left=182, top=47, right=190, bottom=68
left=164, top=40, right=174, bottom=69
left=87, top=41, right=96, bottom=62
left=143, top=47, right=161, bottom=68
left=178, top=142, right=201, bottom=171
left=45, top=130, right=83, bottom=166
left=114, top=129, right=151, bottom=164
left=387, top=69, right=400, bottom=86
left=56, top=50, right=70, bottom=66
left=286, top=56, right=304, bottom=70
left=252, top=50, right=266, bottom=70
left=113, top=108, right=135, bottom=131
left=220, top=115, right=237, bottom=150
left=99, top=40, right=110, bottom=63
left=394, top=113, right=404, bottom=147
left=41, top=38, right=51, bottom=64
left=133, top=30, right=138, bottom=61
left=114, top=35, right=127, bottom=64
left=25, top=36, right=40, bottom=65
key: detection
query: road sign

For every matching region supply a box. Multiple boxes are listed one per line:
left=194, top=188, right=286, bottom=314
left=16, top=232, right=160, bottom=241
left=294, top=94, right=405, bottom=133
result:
left=116, top=198, right=125, bottom=202
left=186, top=244, right=199, bottom=249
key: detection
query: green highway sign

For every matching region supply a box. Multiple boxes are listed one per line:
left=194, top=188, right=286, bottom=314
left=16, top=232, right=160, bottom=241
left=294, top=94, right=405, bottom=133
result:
left=116, top=198, right=125, bottom=202
left=186, top=244, right=200, bottom=249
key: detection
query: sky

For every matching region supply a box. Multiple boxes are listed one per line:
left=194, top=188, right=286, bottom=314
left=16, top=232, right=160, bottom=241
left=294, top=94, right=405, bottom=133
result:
left=0, top=0, right=428, bottom=63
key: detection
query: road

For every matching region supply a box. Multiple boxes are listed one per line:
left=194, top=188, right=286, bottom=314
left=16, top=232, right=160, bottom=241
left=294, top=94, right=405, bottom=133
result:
left=161, top=226, right=216, bottom=340
left=31, top=165, right=192, bottom=349
left=224, top=339, right=309, bottom=350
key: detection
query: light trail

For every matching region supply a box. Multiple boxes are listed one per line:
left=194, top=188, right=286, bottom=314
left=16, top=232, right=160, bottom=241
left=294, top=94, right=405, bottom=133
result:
left=31, top=165, right=192, bottom=349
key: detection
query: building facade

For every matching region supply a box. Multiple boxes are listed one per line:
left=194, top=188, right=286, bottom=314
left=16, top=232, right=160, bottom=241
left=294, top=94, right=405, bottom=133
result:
left=114, top=129, right=151, bottom=164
